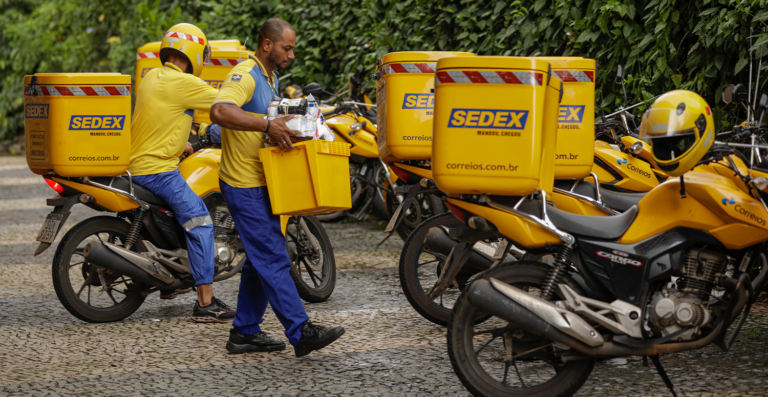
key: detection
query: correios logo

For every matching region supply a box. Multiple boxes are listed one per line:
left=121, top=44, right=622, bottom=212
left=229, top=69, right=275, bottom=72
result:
left=725, top=199, right=767, bottom=226
left=596, top=250, right=643, bottom=267
left=617, top=158, right=652, bottom=178
left=448, top=109, right=529, bottom=130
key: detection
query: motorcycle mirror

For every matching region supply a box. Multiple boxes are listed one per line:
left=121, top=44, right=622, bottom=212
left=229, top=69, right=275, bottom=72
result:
left=615, top=65, right=624, bottom=84
left=722, top=84, right=735, bottom=104
left=734, top=83, right=749, bottom=104
left=302, top=82, right=323, bottom=96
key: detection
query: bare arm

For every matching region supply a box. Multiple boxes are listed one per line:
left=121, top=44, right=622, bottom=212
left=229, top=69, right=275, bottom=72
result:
left=211, top=103, right=297, bottom=151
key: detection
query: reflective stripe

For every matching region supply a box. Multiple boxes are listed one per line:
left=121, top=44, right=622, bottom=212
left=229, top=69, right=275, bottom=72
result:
left=183, top=215, right=213, bottom=231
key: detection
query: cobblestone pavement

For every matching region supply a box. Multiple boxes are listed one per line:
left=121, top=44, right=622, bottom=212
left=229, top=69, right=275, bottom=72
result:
left=1, top=156, right=767, bottom=396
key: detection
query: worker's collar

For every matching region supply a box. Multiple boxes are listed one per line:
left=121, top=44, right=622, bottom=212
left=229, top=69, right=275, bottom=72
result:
left=163, top=62, right=184, bottom=73
left=249, top=55, right=276, bottom=85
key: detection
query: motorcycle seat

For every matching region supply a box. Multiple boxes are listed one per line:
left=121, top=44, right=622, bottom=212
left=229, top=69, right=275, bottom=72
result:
left=555, top=180, right=645, bottom=212
left=90, top=177, right=167, bottom=207
left=546, top=204, right=638, bottom=240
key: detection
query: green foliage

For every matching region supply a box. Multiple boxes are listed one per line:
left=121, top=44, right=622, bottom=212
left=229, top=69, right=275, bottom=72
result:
left=3, top=0, right=768, bottom=140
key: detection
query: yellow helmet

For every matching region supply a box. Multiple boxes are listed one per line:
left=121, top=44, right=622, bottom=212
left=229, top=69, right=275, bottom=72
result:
left=159, top=23, right=211, bottom=77
left=639, top=90, right=715, bottom=177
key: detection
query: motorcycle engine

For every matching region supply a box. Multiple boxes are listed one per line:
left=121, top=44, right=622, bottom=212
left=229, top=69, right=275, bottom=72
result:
left=212, top=205, right=238, bottom=270
left=646, top=247, right=726, bottom=341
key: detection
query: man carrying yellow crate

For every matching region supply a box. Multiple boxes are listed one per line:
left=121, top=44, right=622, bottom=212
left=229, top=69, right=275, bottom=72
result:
left=129, top=23, right=235, bottom=323
left=210, top=18, right=345, bottom=357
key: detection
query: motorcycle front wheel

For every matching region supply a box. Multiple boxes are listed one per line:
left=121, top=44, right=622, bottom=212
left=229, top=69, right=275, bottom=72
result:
left=286, top=216, right=336, bottom=303
left=448, top=262, right=594, bottom=397
left=52, top=216, right=148, bottom=323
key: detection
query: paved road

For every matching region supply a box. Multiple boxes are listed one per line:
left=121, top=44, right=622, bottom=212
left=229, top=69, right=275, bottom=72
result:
left=1, top=156, right=767, bottom=397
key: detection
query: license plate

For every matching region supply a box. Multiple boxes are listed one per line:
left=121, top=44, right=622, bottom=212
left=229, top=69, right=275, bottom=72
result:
left=385, top=202, right=404, bottom=233
left=36, top=213, right=63, bottom=243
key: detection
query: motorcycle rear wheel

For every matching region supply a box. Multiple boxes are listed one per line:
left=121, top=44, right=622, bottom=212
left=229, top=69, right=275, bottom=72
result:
left=286, top=216, right=336, bottom=303
left=448, top=262, right=594, bottom=397
left=400, top=213, right=490, bottom=326
left=52, top=216, right=148, bottom=323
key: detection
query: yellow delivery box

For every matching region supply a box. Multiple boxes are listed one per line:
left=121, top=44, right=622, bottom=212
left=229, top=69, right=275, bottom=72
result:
left=135, top=40, right=253, bottom=124
left=432, top=57, right=562, bottom=196
left=259, top=140, right=353, bottom=216
left=375, top=51, right=474, bottom=162
left=24, top=73, right=132, bottom=177
left=536, top=57, right=596, bottom=179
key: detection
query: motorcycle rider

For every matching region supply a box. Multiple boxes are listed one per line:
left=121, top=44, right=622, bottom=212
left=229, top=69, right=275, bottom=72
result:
left=129, top=23, right=236, bottom=323
left=210, top=17, right=346, bottom=356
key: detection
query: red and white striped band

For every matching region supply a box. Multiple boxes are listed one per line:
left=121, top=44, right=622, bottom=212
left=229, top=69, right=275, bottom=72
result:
left=554, top=70, right=594, bottom=82
left=435, top=71, right=544, bottom=86
left=382, top=63, right=437, bottom=74
left=165, top=31, right=205, bottom=45
left=24, top=86, right=131, bottom=96
left=205, top=58, right=246, bottom=66
left=137, top=52, right=159, bottom=59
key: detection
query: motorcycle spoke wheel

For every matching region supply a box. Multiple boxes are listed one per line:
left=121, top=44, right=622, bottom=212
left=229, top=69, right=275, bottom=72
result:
left=286, top=216, right=336, bottom=303
left=447, top=262, right=594, bottom=397
left=52, top=217, right=148, bottom=323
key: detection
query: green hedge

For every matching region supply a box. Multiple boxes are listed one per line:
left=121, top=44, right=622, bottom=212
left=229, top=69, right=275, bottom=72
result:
left=2, top=0, right=768, bottom=140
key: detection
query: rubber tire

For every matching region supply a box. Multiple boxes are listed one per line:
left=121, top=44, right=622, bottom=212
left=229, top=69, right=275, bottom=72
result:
left=448, top=262, right=595, bottom=397
left=52, top=216, right=147, bottom=323
left=289, top=216, right=337, bottom=303
left=399, top=213, right=491, bottom=326
left=378, top=180, right=445, bottom=242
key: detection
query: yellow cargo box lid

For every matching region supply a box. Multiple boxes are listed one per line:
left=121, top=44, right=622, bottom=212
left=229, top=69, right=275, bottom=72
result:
left=379, top=51, right=474, bottom=66
left=24, top=73, right=130, bottom=86
left=534, top=57, right=595, bottom=71
left=436, top=56, right=551, bottom=74
left=137, top=41, right=161, bottom=53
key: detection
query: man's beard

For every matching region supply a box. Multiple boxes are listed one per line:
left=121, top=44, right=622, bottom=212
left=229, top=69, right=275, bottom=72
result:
left=267, top=50, right=290, bottom=70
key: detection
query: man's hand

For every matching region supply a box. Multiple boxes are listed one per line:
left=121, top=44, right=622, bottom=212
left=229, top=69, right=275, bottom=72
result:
left=268, top=115, right=298, bottom=151
left=184, top=142, right=194, bottom=155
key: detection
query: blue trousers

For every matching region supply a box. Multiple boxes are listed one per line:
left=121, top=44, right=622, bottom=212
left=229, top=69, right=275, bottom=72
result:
left=133, top=170, right=214, bottom=286
left=220, top=180, right=309, bottom=346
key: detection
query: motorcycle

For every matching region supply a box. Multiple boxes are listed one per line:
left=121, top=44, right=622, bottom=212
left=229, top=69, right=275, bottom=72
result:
left=443, top=90, right=768, bottom=396
left=36, top=143, right=337, bottom=323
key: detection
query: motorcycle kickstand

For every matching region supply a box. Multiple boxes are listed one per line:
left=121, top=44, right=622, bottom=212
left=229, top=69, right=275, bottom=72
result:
left=649, top=355, right=678, bottom=397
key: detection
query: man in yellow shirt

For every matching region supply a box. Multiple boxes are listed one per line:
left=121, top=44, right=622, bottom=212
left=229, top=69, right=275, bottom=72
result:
left=210, top=18, right=345, bottom=357
left=129, top=23, right=235, bottom=323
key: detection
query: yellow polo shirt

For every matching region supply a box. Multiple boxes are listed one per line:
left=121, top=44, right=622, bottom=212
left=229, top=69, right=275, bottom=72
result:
left=214, top=55, right=278, bottom=188
left=128, top=63, right=219, bottom=176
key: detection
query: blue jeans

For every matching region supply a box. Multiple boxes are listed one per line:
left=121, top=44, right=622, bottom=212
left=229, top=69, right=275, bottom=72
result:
left=133, top=169, right=214, bottom=286
left=220, top=180, right=309, bottom=346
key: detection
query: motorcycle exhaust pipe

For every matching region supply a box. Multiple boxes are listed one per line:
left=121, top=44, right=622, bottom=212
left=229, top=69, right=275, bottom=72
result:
left=83, top=241, right=179, bottom=289
left=466, top=278, right=742, bottom=360
left=466, top=279, right=594, bottom=349
left=423, top=227, right=494, bottom=273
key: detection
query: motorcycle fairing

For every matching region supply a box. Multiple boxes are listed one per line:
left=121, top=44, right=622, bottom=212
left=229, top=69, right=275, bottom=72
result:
left=576, top=227, right=724, bottom=307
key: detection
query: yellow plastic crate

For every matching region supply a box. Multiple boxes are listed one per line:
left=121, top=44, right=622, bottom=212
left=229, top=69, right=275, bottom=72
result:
left=23, top=73, right=132, bottom=177
left=375, top=51, right=474, bottom=162
left=135, top=40, right=253, bottom=124
left=535, top=57, right=596, bottom=179
left=432, top=57, right=561, bottom=196
left=259, top=140, right=353, bottom=216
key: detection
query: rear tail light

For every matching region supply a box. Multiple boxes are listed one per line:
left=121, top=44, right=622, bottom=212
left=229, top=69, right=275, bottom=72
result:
left=390, top=165, right=410, bottom=182
left=445, top=201, right=466, bottom=223
left=44, top=178, right=65, bottom=194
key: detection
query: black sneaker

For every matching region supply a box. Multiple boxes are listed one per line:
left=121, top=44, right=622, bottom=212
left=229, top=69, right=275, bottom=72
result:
left=293, top=321, right=345, bottom=357
left=191, top=297, right=236, bottom=323
left=226, top=329, right=286, bottom=354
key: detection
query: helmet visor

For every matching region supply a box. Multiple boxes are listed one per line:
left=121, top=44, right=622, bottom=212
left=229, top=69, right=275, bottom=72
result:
left=639, top=107, right=698, bottom=139
left=203, top=44, right=212, bottom=65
